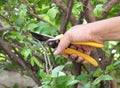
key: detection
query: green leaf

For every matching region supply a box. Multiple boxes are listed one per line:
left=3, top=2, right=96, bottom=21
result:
left=100, top=75, right=114, bottom=80
left=92, top=75, right=103, bottom=85
left=30, top=56, right=35, bottom=66
left=66, top=79, right=79, bottom=86
left=15, top=18, right=24, bottom=26
left=72, top=2, right=83, bottom=18
left=0, top=0, right=7, bottom=5
left=82, top=83, right=91, bottom=88
left=19, top=4, right=27, bottom=19
left=105, top=64, right=116, bottom=72
left=51, top=65, right=65, bottom=77
left=93, top=4, right=104, bottom=18
left=47, top=7, right=59, bottom=21
left=7, top=0, right=18, bottom=4
left=13, top=83, right=19, bottom=88
left=56, top=76, right=79, bottom=88
left=113, top=61, right=120, bottom=66
left=27, top=23, right=38, bottom=30
left=39, top=69, right=46, bottom=79
left=36, top=22, right=57, bottom=36
left=93, top=74, right=114, bottom=85
left=0, top=68, right=3, bottom=74
left=32, top=56, right=43, bottom=68
left=21, top=47, right=31, bottom=60
left=76, top=74, right=88, bottom=84
left=93, top=68, right=103, bottom=77
left=105, top=61, right=120, bottom=72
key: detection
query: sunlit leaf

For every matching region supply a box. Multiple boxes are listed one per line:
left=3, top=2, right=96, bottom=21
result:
left=51, top=65, right=65, bottom=77
left=93, top=4, right=104, bottom=18
left=100, top=75, right=114, bottom=80
left=30, top=56, right=35, bottom=66
left=27, top=23, right=38, bottom=30
left=32, top=56, right=43, bottom=68
left=56, top=76, right=79, bottom=88
left=93, top=68, right=103, bottom=77
left=105, top=64, right=116, bottom=72
left=82, top=83, right=91, bottom=88
left=21, top=47, right=31, bottom=60
left=47, top=7, right=59, bottom=21
left=93, top=74, right=114, bottom=85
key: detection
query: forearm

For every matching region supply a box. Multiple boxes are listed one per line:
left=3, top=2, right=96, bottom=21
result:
left=89, top=16, right=120, bottom=42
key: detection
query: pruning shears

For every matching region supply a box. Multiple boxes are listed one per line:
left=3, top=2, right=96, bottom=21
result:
left=31, top=32, right=104, bottom=67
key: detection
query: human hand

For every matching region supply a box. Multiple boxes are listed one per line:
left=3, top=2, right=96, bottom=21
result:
left=54, top=24, right=103, bottom=64
left=62, top=44, right=94, bottom=64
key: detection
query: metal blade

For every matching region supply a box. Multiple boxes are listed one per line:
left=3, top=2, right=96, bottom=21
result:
left=46, top=39, right=60, bottom=48
left=31, top=32, right=54, bottom=41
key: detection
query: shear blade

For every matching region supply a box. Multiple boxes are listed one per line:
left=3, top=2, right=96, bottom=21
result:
left=31, top=32, right=54, bottom=41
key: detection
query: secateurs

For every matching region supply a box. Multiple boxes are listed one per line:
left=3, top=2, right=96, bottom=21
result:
left=31, top=32, right=104, bottom=67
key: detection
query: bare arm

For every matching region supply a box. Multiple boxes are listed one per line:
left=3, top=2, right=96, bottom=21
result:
left=54, top=16, right=120, bottom=55
left=89, top=16, right=120, bottom=41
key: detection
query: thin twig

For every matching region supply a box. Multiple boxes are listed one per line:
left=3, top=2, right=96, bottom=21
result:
left=82, top=64, right=90, bottom=74
left=35, top=39, right=52, bottom=74
left=27, top=11, right=56, bottom=28
left=48, top=46, right=57, bottom=67
left=0, top=14, right=16, bottom=30
left=77, top=0, right=89, bottom=24
left=60, top=0, right=74, bottom=34
left=52, top=0, right=77, bottom=25
left=0, top=14, right=13, bottom=27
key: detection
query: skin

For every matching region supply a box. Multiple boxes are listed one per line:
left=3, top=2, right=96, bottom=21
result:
left=54, top=16, right=120, bottom=63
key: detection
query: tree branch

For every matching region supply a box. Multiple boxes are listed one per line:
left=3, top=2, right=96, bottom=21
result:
left=101, top=0, right=120, bottom=18
left=59, top=0, right=74, bottom=33
left=0, top=14, right=16, bottom=30
left=21, top=0, right=56, bottom=29
left=27, top=11, right=57, bottom=29
left=83, top=0, right=96, bottom=22
left=52, top=0, right=77, bottom=25
left=0, top=37, right=42, bottom=86
left=78, top=0, right=89, bottom=24
left=0, top=14, right=13, bottom=27
left=0, top=21, right=13, bottom=31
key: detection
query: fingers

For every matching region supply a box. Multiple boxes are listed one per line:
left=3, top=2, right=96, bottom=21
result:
left=61, top=45, right=89, bottom=64
left=54, top=34, right=71, bottom=55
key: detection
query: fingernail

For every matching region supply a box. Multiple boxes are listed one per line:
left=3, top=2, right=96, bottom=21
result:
left=54, top=50, right=58, bottom=55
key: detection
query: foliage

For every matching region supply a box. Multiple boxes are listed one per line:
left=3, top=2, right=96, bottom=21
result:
left=0, top=0, right=120, bottom=88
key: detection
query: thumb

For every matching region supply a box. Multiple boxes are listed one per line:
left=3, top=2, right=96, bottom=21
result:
left=54, top=36, right=71, bottom=55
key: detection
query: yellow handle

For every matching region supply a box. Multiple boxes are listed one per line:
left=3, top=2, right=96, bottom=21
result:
left=57, top=34, right=104, bottom=67
left=56, top=34, right=104, bottom=48
left=63, top=48, right=98, bottom=67
left=71, top=42, right=103, bottom=48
